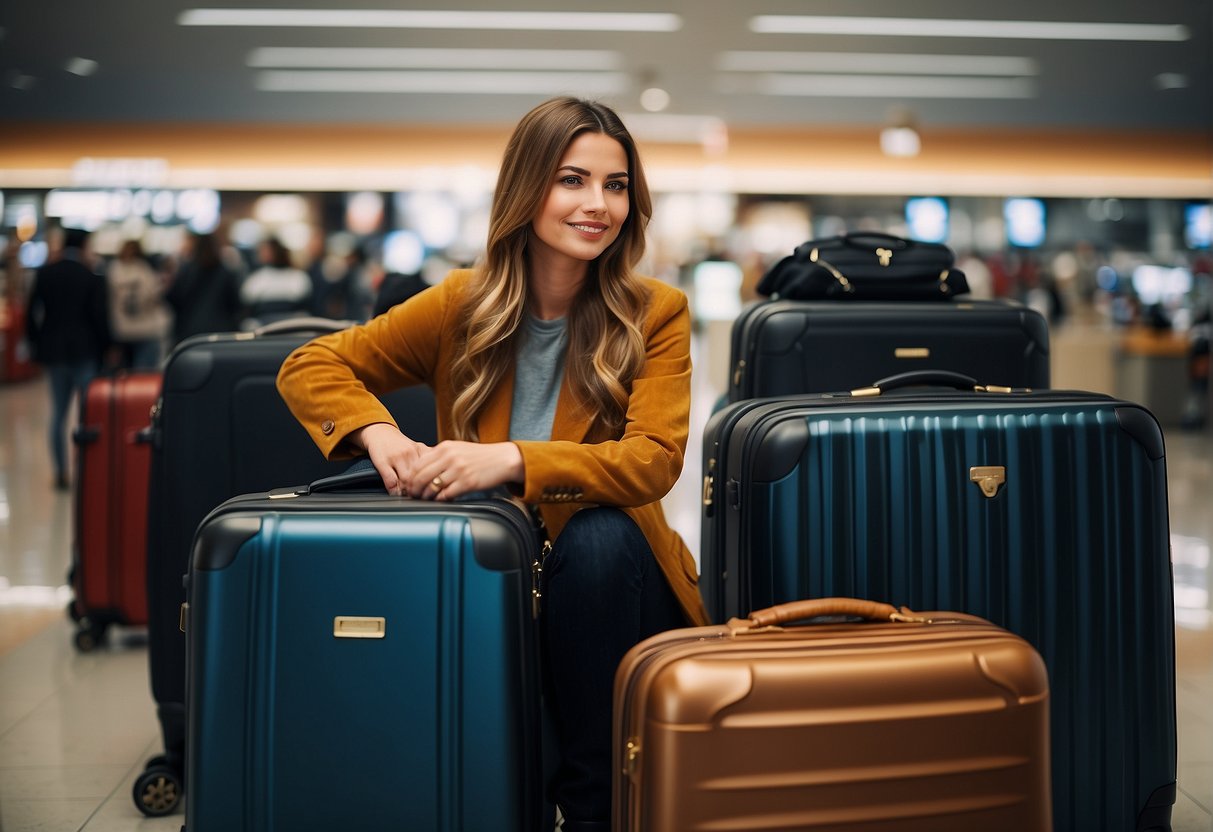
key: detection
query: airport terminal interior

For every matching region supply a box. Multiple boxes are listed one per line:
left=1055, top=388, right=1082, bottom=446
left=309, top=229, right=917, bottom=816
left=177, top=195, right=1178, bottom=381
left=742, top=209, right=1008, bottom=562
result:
left=1, top=1, right=1212, bottom=829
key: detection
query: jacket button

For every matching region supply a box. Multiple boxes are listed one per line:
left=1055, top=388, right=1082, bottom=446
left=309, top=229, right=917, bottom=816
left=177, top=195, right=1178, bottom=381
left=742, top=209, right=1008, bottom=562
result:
left=321, top=420, right=335, bottom=435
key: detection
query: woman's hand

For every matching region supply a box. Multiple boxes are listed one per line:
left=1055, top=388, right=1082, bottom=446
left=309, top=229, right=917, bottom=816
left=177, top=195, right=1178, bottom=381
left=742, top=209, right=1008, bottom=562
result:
left=352, top=422, right=429, bottom=496
left=408, top=441, right=525, bottom=501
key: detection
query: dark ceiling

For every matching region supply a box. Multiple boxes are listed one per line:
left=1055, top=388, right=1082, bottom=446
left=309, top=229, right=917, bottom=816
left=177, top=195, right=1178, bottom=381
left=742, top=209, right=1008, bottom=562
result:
left=2, top=0, right=1211, bottom=133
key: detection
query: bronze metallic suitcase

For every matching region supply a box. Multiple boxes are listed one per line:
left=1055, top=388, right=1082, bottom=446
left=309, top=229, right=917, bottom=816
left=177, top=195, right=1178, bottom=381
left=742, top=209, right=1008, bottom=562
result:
left=612, top=598, right=1052, bottom=832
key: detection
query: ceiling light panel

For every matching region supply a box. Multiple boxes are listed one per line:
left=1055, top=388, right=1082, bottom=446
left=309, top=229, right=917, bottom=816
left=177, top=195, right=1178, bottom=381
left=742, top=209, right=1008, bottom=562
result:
left=755, top=74, right=1036, bottom=99
left=182, top=9, right=681, bottom=31
left=248, top=47, right=622, bottom=70
left=750, top=16, right=1189, bottom=42
left=719, top=51, right=1037, bottom=76
left=256, top=70, right=628, bottom=95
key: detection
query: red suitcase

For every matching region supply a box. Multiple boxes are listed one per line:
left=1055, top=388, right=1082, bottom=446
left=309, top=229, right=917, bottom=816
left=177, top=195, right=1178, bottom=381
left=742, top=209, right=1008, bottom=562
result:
left=613, top=597, right=1052, bottom=832
left=69, top=371, right=161, bottom=650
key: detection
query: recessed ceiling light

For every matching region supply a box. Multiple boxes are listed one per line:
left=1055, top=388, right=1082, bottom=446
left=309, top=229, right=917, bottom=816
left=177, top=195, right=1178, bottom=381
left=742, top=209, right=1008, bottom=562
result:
left=755, top=74, right=1035, bottom=99
left=255, top=70, right=628, bottom=95
left=880, top=126, right=921, bottom=158
left=719, top=52, right=1037, bottom=76
left=640, top=87, right=671, bottom=112
left=247, top=47, right=621, bottom=70
left=182, top=9, right=681, bottom=32
left=750, top=15, right=1189, bottom=42
left=65, top=57, right=99, bottom=77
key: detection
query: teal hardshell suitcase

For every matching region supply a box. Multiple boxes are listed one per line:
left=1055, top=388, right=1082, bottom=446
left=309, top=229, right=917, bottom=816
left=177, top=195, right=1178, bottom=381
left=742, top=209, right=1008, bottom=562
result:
left=700, top=372, right=1176, bottom=832
left=184, top=473, right=543, bottom=832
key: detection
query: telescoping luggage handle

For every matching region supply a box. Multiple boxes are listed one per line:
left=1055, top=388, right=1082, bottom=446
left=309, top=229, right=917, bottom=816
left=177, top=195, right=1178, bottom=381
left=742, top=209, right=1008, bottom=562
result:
left=251, top=316, right=355, bottom=338
left=848, top=369, right=1030, bottom=398
left=729, top=597, right=937, bottom=633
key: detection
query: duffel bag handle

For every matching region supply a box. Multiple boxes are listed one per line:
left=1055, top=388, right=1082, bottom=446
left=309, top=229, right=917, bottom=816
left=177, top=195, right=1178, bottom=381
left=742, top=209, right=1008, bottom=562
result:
left=738, top=597, right=930, bottom=629
left=841, top=231, right=912, bottom=250
left=253, top=316, right=355, bottom=338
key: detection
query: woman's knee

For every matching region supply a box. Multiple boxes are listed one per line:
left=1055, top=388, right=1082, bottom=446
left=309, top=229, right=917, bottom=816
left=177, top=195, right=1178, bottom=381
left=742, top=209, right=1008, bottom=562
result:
left=548, top=508, right=648, bottom=588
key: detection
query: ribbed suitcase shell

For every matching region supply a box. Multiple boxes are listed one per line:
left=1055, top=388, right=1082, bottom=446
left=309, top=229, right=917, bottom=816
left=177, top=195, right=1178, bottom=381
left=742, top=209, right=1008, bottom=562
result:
left=70, top=371, right=161, bottom=641
left=613, top=602, right=1052, bottom=832
left=700, top=391, right=1176, bottom=832
left=728, top=299, right=1049, bottom=402
left=185, top=490, right=542, bottom=832
left=145, top=326, right=438, bottom=773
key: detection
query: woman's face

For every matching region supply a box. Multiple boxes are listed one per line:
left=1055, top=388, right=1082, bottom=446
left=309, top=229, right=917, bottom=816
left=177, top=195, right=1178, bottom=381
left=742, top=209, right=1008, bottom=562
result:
left=529, top=131, right=630, bottom=269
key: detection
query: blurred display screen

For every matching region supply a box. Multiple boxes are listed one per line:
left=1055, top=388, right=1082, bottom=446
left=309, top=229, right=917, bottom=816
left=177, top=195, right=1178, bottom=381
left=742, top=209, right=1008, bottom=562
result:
left=1004, top=198, right=1046, bottom=248
left=1132, top=264, right=1192, bottom=305
left=905, top=197, right=948, bottom=243
left=1184, top=203, right=1211, bottom=249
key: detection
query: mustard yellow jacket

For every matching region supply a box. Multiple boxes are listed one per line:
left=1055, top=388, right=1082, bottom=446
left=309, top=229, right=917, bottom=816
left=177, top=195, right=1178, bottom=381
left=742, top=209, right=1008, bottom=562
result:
left=276, top=269, right=710, bottom=626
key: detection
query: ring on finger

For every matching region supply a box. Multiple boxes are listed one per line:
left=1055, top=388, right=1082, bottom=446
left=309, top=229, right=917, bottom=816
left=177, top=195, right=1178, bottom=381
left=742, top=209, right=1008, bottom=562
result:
left=432, top=475, right=445, bottom=490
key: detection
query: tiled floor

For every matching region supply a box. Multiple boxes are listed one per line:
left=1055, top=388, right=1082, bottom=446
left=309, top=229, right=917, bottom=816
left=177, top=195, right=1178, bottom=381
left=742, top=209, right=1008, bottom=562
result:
left=0, top=331, right=1211, bottom=831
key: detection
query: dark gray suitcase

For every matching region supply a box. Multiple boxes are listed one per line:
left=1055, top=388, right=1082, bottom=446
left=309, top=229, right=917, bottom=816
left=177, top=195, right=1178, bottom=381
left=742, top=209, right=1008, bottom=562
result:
left=728, top=298, right=1050, bottom=402
left=134, top=319, right=438, bottom=817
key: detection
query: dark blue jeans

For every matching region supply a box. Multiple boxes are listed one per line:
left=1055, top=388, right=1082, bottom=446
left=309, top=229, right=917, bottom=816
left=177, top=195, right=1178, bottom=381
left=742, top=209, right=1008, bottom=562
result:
left=47, top=359, right=99, bottom=482
left=541, top=507, right=687, bottom=824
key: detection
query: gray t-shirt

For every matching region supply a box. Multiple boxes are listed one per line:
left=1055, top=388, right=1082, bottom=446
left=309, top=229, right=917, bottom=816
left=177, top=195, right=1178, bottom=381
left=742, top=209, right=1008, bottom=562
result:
left=509, top=315, right=568, bottom=441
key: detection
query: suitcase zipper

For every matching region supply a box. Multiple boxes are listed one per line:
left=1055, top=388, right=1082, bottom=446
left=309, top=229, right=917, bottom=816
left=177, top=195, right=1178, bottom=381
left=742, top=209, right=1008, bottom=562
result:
left=532, top=539, right=550, bottom=620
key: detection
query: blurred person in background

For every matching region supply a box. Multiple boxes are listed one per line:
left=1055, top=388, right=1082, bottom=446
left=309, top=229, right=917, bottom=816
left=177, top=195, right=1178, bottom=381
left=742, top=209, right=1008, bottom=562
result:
left=106, top=238, right=171, bottom=369
left=240, top=236, right=312, bottom=327
left=25, top=227, right=111, bottom=489
left=305, top=234, right=360, bottom=320
left=166, top=231, right=243, bottom=345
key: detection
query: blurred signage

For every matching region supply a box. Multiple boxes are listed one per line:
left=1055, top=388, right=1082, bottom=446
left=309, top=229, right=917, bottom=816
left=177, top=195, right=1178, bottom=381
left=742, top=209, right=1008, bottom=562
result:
left=71, top=157, right=169, bottom=188
left=44, top=188, right=220, bottom=233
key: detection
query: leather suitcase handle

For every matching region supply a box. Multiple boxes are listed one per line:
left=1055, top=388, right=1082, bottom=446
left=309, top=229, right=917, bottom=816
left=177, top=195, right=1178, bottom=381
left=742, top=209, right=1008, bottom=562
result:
left=743, top=597, right=928, bottom=628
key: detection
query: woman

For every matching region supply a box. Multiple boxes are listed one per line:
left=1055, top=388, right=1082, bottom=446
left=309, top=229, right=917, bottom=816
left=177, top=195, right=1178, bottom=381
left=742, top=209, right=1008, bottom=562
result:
left=277, top=96, right=708, bottom=830
left=106, top=238, right=171, bottom=368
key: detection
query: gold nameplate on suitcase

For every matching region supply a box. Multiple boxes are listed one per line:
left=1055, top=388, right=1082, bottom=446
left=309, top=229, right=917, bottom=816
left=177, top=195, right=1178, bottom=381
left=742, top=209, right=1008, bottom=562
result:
left=333, top=616, right=386, bottom=639
left=969, top=466, right=1006, bottom=498
left=894, top=347, right=930, bottom=359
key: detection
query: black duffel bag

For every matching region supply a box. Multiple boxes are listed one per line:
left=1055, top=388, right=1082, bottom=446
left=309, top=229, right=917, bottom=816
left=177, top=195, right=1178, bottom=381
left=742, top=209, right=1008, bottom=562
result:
left=757, top=231, right=969, bottom=301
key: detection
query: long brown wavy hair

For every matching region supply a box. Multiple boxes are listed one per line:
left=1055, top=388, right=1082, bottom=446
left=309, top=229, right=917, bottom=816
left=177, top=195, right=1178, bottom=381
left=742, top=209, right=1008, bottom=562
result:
left=449, top=97, right=653, bottom=440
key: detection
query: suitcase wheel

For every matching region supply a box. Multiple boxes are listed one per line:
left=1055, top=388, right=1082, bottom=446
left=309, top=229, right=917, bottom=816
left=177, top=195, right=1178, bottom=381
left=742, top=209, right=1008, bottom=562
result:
left=133, top=762, right=183, bottom=816
left=66, top=598, right=82, bottom=623
left=72, top=620, right=107, bottom=653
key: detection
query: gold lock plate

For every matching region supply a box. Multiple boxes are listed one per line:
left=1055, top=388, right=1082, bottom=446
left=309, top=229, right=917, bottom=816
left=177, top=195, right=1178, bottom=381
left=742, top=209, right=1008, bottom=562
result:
left=876, top=247, right=893, bottom=266
left=894, top=347, right=930, bottom=359
left=969, top=466, right=1006, bottom=498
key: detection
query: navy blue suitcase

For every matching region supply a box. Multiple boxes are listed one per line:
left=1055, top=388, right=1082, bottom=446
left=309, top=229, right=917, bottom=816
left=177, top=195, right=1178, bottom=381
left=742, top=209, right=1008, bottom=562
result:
left=184, top=471, right=544, bottom=831
left=727, top=298, right=1050, bottom=402
left=136, top=319, right=438, bottom=816
left=700, top=372, right=1176, bottom=832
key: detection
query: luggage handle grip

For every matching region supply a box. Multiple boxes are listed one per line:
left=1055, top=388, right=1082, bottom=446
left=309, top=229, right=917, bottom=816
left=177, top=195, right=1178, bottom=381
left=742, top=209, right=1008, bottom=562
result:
left=295, top=459, right=386, bottom=496
left=736, top=597, right=931, bottom=630
left=253, top=316, right=355, bottom=338
left=849, top=370, right=989, bottom=397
